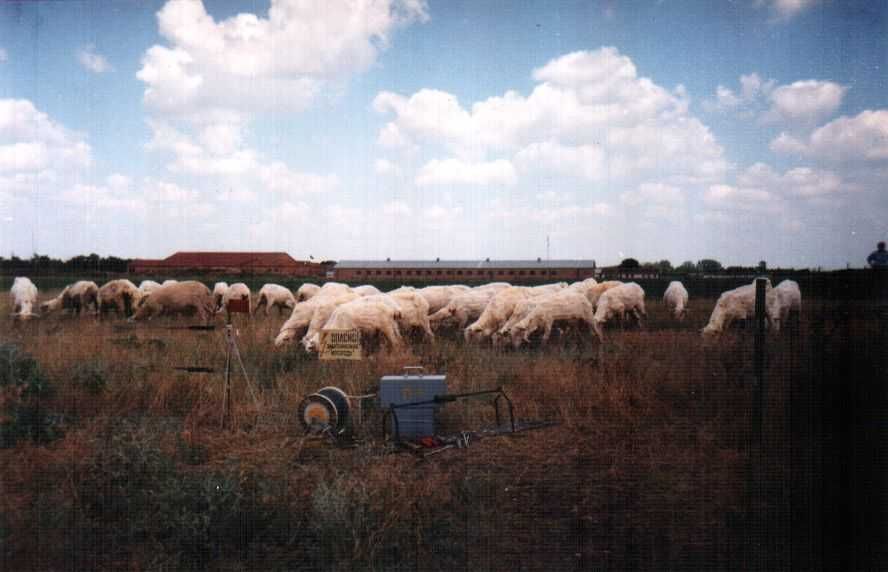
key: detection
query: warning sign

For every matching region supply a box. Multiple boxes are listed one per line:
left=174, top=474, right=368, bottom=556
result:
left=320, top=329, right=362, bottom=361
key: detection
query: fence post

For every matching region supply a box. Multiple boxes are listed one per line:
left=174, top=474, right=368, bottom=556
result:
left=753, top=278, right=767, bottom=445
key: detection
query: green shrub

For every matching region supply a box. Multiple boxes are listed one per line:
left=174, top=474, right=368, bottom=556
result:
left=0, top=343, right=61, bottom=447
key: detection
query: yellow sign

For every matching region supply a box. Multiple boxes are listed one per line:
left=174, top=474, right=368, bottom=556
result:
left=320, top=329, right=362, bottom=361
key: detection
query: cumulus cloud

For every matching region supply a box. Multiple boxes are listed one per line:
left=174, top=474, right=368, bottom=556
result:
left=77, top=45, right=112, bottom=73
left=763, top=80, right=846, bottom=124
left=770, top=109, right=888, bottom=161
left=374, top=158, right=402, bottom=177
left=376, top=47, right=728, bottom=187
left=0, top=99, right=92, bottom=184
left=703, top=72, right=775, bottom=113
left=138, top=0, right=427, bottom=118
left=415, top=158, right=516, bottom=187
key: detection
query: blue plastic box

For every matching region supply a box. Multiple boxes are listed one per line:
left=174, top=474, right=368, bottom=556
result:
left=378, top=374, right=447, bottom=438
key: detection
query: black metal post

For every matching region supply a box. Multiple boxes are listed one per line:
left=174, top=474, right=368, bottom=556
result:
left=754, top=278, right=767, bottom=446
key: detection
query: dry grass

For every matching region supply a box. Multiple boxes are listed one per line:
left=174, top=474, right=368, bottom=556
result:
left=0, top=289, right=881, bottom=570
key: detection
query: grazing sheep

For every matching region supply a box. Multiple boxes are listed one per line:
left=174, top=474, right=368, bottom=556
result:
left=584, top=281, right=624, bottom=309
left=10, top=277, right=39, bottom=320
left=508, top=289, right=596, bottom=348
left=221, top=283, right=252, bottom=320
left=416, top=285, right=471, bottom=314
left=275, top=290, right=360, bottom=347
left=429, top=287, right=499, bottom=330
left=465, top=286, right=533, bottom=343
left=702, top=279, right=774, bottom=336
left=139, top=280, right=162, bottom=296
left=315, top=298, right=404, bottom=353
left=299, top=293, right=363, bottom=351
left=40, top=281, right=99, bottom=316
left=353, top=284, right=383, bottom=297
left=131, top=280, right=215, bottom=324
left=492, top=297, right=540, bottom=348
left=254, top=284, right=296, bottom=316
left=567, top=277, right=599, bottom=297
left=592, top=282, right=647, bottom=340
left=162, top=280, right=178, bottom=286
left=767, top=280, right=802, bottom=332
left=390, top=289, right=434, bottom=341
left=98, top=279, right=142, bottom=318
left=212, top=282, right=229, bottom=312
left=296, top=283, right=321, bottom=302
left=477, top=282, right=512, bottom=291
left=663, top=281, right=689, bottom=320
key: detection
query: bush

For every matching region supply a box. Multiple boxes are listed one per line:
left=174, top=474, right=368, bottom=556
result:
left=70, top=362, right=108, bottom=395
left=0, top=343, right=61, bottom=447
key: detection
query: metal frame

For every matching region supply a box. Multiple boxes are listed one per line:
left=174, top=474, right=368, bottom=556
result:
left=381, top=386, right=515, bottom=443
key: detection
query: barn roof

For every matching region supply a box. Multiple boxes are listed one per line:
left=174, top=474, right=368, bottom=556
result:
left=334, top=259, right=598, bottom=270
left=133, top=252, right=313, bottom=268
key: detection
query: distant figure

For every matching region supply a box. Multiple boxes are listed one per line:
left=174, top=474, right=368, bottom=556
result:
left=867, top=241, right=888, bottom=268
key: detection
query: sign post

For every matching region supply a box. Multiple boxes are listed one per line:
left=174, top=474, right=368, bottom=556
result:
left=320, top=329, right=362, bottom=361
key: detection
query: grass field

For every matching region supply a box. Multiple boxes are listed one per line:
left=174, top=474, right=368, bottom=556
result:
left=1, top=288, right=885, bottom=570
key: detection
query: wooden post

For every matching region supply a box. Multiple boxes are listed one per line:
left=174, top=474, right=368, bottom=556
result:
left=222, top=319, right=232, bottom=430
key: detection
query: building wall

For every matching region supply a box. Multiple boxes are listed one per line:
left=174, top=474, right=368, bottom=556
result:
left=333, top=266, right=598, bottom=282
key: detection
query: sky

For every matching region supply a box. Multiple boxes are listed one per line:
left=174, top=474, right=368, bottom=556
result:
left=0, top=0, right=886, bottom=269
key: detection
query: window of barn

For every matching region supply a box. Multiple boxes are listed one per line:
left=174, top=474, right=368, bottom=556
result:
left=530, top=270, right=536, bottom=275
left=395, top=270, right=401, bottom=276
left=457, top=270, right=463, bottom=275
left=426, top=270, right=431, bottom=275
left=519, top=270, right=525, bottom=275
left=386, top=270, right=392, bottom=275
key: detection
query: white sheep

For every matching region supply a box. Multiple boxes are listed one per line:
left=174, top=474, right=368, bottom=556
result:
left=389, top=289, right=434, bottom=341
left=429, top=287, right=499, bottom=330
left=98, top=279, right=143, bottom=318
left=315, top=298, right=404, bottom=353
left=508, top=289, right=596, bottom=348
left=464, top=286, right=533, bottom=343
left=416, top=285, right=471, bottom=314
left=275, top=290, right=359, bottom=347
left=299, top=293, right=363, bottom=352
left=221, top=282, right=252, bottom=320
left=40, top=281, right=99, bottom=316
left=702, top=279, right=774, bottom=336
left=767, top=280, right=801, bottom=332
left=10, top=277, right=39, bottom=320
left=131, top=280, right=215, bottom=324
left=212, top=282, right=229, bottom=312
left=663, top=281, right=689, bottom=320
left=592, top=282, right=647, bottom=340
left=584, top=281, right=624, bottom=309
left=254, top=284, right=296, bottom=316
left=162, top=279, right=179, bottom=286
left=295, top=283, right=321, bottom=302
left=139, top=280, right=162, bottom=296
left=352, top=284, right=381, bottom=297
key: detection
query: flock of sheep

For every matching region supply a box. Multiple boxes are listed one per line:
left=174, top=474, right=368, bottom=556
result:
left=9, top=275, right=801, bottom=354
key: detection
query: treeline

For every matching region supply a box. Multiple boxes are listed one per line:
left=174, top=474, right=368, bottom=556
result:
left=0, top=253, right=131, bottom=274
left=618, top=257, right=796, bottom=274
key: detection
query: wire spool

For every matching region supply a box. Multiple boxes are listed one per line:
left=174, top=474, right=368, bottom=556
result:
left=297, top=386, right=351, bottom=433
left=317, top=386, right=351, bottom=430
left=297, top=393, right=339, bottom=433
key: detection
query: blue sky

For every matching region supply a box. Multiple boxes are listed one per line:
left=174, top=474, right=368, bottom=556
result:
left=1, top=0, right=886, bottom=268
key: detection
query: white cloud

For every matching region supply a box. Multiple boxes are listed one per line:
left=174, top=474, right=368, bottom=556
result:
left=77, top=45, right=112, bottom=74
left=756, top=0, right=818, bottom=22
left=770, top=109, right=888, bottom=161
left=377, top=47, right=728, bottom=186
left=0, top=48, right=7, bottom=63
left=0, top=99, right=92, bottom=186
left=374, top=158, right=402, bottom=177
left=382, top=199, right=411, bottom=216
left=138, top=0, right=427, bottom=118
left=258, top=162, right=339, bottom=195
left=415, top=158, right=517, bottom=187
left=737, top=162, right=845, bottom=197
left=703, top=72, right=775, bottom=113
left=764, top=80, right=846, bottom=124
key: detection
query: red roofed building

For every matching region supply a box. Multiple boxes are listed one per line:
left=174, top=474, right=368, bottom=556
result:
left=129, top=252, right=327, bottom=277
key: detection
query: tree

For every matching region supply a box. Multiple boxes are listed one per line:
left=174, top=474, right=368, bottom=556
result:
left=677, top=261, right=696, bottom=273
left=619, top=258, right=640, bottom=269
left=696, top=259, right=723, bottom=273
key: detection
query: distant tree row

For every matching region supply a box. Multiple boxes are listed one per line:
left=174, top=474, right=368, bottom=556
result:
left=619, top=258, right=771, bottom=274
left=0, top=253, right=131, bottom=274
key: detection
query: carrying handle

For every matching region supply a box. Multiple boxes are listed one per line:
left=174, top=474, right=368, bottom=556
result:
left=402, top=365, right=424, bottom=376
